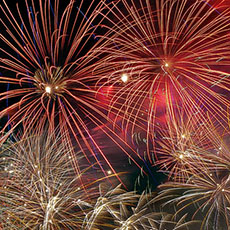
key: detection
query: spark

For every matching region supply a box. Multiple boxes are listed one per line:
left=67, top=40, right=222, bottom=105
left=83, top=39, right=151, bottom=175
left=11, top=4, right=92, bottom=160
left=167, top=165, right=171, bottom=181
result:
left=121, top=73, right=129, bottom=83
left=45, top=86, right=52, bottom=94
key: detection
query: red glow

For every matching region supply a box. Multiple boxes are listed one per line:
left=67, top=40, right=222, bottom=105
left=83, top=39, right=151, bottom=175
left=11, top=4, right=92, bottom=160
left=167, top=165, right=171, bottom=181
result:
left=209, top=0, right=230, bottom=9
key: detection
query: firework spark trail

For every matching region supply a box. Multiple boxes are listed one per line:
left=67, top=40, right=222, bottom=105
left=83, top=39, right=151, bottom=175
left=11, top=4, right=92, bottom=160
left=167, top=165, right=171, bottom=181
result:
left=93, top=0, right=230, bottom=163
left=0, top=129, right=103, bottom=229
left=0, top=0, right=143, bottom=182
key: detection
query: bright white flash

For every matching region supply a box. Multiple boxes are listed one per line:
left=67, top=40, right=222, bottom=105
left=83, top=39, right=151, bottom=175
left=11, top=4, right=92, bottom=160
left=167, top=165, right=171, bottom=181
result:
left=121, top=74, right=128, bottom=83
left=45, top=86, right=51, bottom=94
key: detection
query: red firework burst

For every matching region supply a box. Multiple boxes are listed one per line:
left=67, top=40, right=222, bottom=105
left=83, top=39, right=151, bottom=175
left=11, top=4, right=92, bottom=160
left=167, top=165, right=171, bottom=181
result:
left=94, top=0, right=230, bottom=139
left=0, top=0, right=141, bottom=182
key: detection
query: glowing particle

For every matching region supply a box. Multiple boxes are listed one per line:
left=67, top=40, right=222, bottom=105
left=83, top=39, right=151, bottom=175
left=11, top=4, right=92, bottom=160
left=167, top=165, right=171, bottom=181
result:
left=45, top=86, right=51, bottom=94
left=107, top=170, right=112, bottom=175
left=179, top=154, right=184, bottom=159
left=181, top=134, right=186, bottom=139
left=121, top=73, right=128, bottom=83
left=165, top=63, right=169, bottom=67
left=222, top=188, right=225, bottom=192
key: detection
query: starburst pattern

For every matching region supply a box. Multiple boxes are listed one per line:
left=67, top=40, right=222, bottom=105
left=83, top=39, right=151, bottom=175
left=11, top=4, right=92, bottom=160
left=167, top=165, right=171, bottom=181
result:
left=154, top=108, right=221, bottom=181
left=0, top=0, right=139, bottom=180
left=156, top=122, right=230, bottom=229
left=94, top=0, right=230, bottom=141
left=0, top=130, right=98, bottom=229
left=1, top=0, right=230, bottom=229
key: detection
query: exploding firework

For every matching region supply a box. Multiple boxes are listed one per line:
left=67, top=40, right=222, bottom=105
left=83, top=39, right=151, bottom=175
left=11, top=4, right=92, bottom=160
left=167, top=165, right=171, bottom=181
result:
left=83, top=183, right=140, bottom=229
left=158, top=166, right=230, bottom=230
left=155, top=122, right=230, bottom=230
left=0, top=0, right=138, bottom=179
left=83, top=183, right=200, bottom=230
left=153, top=108, right=223, bottom=181
left=0, top=0, right=103, bottom=136
left=0, top=130, right=100, bottom=229
left=94, top=0, right=230, bottom=143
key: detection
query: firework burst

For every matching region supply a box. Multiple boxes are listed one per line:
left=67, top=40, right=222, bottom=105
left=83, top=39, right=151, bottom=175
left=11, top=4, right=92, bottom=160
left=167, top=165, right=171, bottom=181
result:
left=158, top=166, right=230, bottom=230
left=153, top=108, right=222, bottom=181
left=0, top=130, right=100, bottom=229
left=0, top=0, right=139, bottom=179
left=0, top=0, right=103, bottom=134
left=94, top=0, right=230, bottom=147
left=83, top=183, right=140, bottom=229
left=83, top=183, right=200, bottom=230
left=155, top=122, right=230, bottom=230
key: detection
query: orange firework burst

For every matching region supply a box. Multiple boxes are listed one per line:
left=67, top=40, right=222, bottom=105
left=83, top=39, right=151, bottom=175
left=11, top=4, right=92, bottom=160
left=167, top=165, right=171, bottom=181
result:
left=0, top=0, right=104, bottom=136
left=153, top=104, right=230, bottom=181
left=0, top=0, right=140, bottom=180
left=94, top=0, right=230, bottom=139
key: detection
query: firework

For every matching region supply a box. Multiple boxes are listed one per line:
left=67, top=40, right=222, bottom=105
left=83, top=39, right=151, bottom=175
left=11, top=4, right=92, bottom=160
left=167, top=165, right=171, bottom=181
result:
left=83, top=183, right=200, bottom=230
left=153, top=107, right=223, bottom=181
left=158, top=166, right=230, bottom=230
left=0, top=0, right=139, bottom=179
left=83, top=183, right=139, bottom=229
left=94, top=0, right=230, bottom=143
left=0, top=130, right=100, bottom=229
left=0, top=0, right=103, bottom=135
left=155, top=121, right=230, bottom=230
